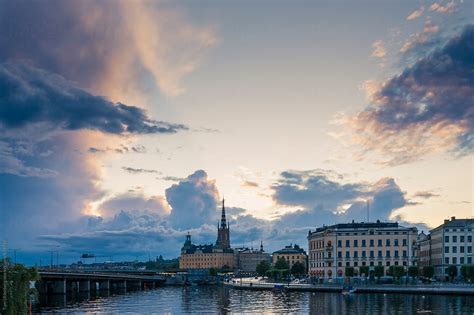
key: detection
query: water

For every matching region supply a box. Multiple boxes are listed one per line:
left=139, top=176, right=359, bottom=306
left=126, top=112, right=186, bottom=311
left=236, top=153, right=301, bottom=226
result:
left=37, top=286, right=474, bottom=314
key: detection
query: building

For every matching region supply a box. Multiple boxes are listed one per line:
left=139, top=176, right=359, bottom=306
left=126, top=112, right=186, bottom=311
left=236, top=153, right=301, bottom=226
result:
left=429, top=217, right=473, bottom=279
left=272, top=244, right=307, bottom=271
left=234, top=242, right=271, bottom=273
left=418, top=231, right=431, bottom=267
left=307, top=221, right=418, bottom=278
left=179, top=199, right=234, bottom=270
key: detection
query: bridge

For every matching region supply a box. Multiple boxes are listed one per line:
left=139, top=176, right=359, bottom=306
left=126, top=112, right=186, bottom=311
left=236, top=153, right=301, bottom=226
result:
left=38, top=270, right=167, bottom=300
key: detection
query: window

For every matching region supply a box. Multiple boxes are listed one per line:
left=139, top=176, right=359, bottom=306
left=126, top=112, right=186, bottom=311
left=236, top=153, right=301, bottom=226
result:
left=445, top=246, right=449, bottom=253
left=362, top=240, right=366, bottom=247
left=338, top=262, right=342, bottom=267
left=468, top=246, right=472, bottom=253
left=386, top=261, right=390, bottom=266
left=346, top=252, right=350, bottom=258
left=468, top=257, right=472, bottom=264
left=362, top=261, right=366, bottom=266
left=445, top=236, right=449, bottom=243
left=370, top=240, right=374, bottom=247
left=445, top=257, right=449, bottom=264
left=394, top=239, right=399, bottom=246
left=354, top=240, right=358, bottom=247
left=460, top=236, right=465, bottom=242
left=346, top=262, right=350, bottom=267
left=461, top=257, right=465, bottom=264
left=468, top=236, right=472, bottom=242
left=338, top=240, right=342, bottom=248
left=395, top=261, right=399, bottom=266
left=354, top=262, right=358, bottom=267
left=338, top=251, right=342, bottom=258
left=403, top=250, right=407, bottom=257
left=386, top=239, right=391, bottom=246
left=452, top=246, right=457, bottom=253
left=460, top=246, right=465, bottom=253
left=346, top=240, right=350, bottom=247
left=386, top=250, right=390, bottom=258
left=403, top=261, right=407, bottom=266
left=394, top=250, right=399, bottom=258
left=362, top=251, right=366, bottom=258
left=370, top=261, right=374, bottom=266
left=378, top=251, right=382, bottom=258
left=452, top=236, right=457, bottom=242
left=452, top=257, right=457, bottom=264
left=403, top=239, right=407, bottom=246
left=354, top=251, right=358, bottom=258
left=370, top=251, right=374, bottom=258
left=378, top=239, right=382, bottom=246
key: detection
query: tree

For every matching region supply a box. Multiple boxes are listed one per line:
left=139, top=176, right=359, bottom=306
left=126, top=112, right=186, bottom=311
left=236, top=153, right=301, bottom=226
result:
left=0, top=261, right=39, bottom=314
left=461, top=265, right=474, bottom=282
left=374, top=266, right=384, bottom=280
left=447, top=265, right=457, bottom=282
left=209, top=267, right=218, bottom=276
left=274, top=257, right=289, bottom=270
left=290, top=261, right=305, bottom=277
left=256, top=260, right=270, bottom=277
left=359, top=266, right=369, bottom=277
left=389, top=266, right=405, bottom=283
left=422, top=266, right=434, bottom=279
left=408, top=266, right=419, bottom=278
left=345, top=266, right=354, bottom=277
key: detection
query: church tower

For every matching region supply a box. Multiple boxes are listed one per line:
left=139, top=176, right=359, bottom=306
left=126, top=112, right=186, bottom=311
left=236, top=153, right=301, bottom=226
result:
left=216, top=198, right=230, bottom=249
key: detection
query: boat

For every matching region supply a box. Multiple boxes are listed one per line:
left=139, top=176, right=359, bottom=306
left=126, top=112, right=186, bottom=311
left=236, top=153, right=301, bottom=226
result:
left=342, top=285, right=357, bottom=295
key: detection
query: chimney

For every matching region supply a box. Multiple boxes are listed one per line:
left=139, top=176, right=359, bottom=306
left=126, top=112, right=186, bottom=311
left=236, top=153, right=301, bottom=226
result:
left=444, top=219, right=449, bottom=224
left=451, top=216, right=456, bottom=221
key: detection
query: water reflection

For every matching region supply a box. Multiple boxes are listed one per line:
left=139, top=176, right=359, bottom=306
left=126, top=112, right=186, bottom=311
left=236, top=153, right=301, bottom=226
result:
left=36, top=286, right=474, bottom=314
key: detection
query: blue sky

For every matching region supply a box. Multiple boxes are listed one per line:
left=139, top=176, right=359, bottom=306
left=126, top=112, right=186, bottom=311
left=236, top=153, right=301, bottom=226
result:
left=0, top=0, right=472, bottom=265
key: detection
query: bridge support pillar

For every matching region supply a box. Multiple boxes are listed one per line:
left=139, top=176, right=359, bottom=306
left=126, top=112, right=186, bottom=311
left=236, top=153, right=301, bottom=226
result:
left=116, top=280, right=127, bottom=294
left=79, top=280, right=90, bottom=292
left=99, top=280, right=110, bottom=297
left=52, top=279, right=66, bottom=295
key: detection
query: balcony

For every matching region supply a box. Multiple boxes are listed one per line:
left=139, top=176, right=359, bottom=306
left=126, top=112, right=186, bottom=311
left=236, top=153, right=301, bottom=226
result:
left=325, top=246, right=333, bottom=251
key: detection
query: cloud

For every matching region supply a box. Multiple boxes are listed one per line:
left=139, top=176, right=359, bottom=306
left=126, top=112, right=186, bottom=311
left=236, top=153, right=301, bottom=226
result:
left=242, top=180, right=259, bottom=188
left=165, top=170, right=220, bottom=229
left=98, top=193, right=170, bottom=217
left=343, top=25, right=474, bottom=165
left=413, top=191, right=440, bottom=199
left=0, top=0, right=216, bottom=101
left=371, top=40, right=387, bottom=58
left=430, top=2, right=455, bottom=14
left=122, top=167, right=160, bottom=174
left=406, top=8, right=424, bottom=21
left=423, top=20, right=439, bottom=34
left=0, top=62, right=187, bottom=135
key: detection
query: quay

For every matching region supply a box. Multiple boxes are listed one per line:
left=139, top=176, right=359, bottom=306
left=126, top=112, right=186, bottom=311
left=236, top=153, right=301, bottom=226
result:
left=225, top=281, right=474, bottom=296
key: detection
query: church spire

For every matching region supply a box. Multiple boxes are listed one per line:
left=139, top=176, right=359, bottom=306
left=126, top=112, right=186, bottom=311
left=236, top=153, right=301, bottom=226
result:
left=220, top=198, right=227, bottom=228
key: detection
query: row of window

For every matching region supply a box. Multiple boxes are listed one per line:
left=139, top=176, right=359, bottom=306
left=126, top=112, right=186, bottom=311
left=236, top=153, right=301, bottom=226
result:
left=336, top=250, right=408, bottom=259
left=444, top=246, right=473, bottom=254
left=336, top=231, right=408, bottom=236
left=337, top=239, right=408, bottom=248
left=444, top=257, right=473, bottom=265
left=311, top=260, right=410, bottom=269
left=444, top=235, right=473, bottom=243
left=445, top=228, right=472, bottom=232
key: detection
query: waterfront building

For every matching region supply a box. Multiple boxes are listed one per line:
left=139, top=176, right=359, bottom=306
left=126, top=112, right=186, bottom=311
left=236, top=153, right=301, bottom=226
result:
left=272, top=244, right=307, bottom=271
left=179, top=200, right=234, bottom=270
left=234, top=242, right=271, bottom=272
left=418, top=231, right=431, bottom=267
left=307, top=221, right=418, bottom=278
left=429, top=217, right=474, bottom=279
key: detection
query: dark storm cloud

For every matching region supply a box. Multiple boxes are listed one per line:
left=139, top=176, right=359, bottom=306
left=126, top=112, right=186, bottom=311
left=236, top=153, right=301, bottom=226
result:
left=0, top=62, right=187, bottom=134
left=349, top=24, right=474, bottom=164
left=165, top=170, right=220, bottom=229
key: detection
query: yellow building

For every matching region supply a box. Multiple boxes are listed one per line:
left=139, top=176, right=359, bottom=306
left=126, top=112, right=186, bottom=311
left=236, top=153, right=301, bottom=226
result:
left=272, top=244, right=307, bottom=271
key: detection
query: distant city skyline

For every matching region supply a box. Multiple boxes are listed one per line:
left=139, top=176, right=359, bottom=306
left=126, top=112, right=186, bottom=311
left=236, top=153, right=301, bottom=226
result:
left=0, top=0, right=473, bottom=265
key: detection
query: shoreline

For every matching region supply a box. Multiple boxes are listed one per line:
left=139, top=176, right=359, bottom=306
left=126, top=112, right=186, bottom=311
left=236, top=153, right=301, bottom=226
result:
left=224, top=281, right=474, bottom=296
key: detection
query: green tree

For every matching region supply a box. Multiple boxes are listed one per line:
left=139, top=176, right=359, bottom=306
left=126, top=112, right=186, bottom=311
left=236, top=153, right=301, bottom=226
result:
left=447, top=265, right=457, bottom=282
left=389, top=266, right=405, bottom=283
left=408, top=266, right=419, bottom=278
left=274, top=257, right=289, bottom=270
left=345, top=266, right=354, bottom=277
left=460, top=265, right=474, bottom=282
left=359, top=266, right=369, bottom=277
left=290, top=261, right=305, bottom=277
left=422, top=266, right=434, bottom=279
left=374, top=266, right=384, bottom=280
left=0, top=261, right=40, bottom=314
left=209, top=267, right=218, bottom=276
left=256, top=260, right=270, bottom=277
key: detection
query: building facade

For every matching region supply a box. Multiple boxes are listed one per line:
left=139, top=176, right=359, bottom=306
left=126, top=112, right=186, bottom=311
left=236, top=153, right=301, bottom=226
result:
left=272, top=244, right=307, bottom=271
left=429, top=217, right=473, bottom=279
left=179, top=199, right=234, bottom=270
left=307, top=221, right=418, bottom=278
left=234, top=242, right=271, bottom=272
left=418, top=232, right=431, bottom=267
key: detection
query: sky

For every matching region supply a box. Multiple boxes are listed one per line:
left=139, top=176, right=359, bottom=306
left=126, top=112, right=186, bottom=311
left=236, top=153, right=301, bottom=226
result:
left=0, top=0, right=473, bottom=266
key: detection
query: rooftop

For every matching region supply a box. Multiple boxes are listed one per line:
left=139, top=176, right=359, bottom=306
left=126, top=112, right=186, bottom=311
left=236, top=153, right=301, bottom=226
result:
left=431, top=217, right=474, bottom=232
